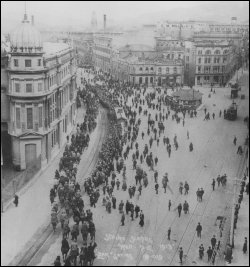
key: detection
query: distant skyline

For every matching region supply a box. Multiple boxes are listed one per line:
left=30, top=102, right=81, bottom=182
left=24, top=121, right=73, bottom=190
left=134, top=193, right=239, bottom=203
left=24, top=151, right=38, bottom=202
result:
left=1, top=1, right=249, bottom=33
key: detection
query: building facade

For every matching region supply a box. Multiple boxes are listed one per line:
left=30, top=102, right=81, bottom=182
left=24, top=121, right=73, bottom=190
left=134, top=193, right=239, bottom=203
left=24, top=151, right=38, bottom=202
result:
left=194, top=41, right=236, bottom=86
left=7, top=13, right=77, bottom=170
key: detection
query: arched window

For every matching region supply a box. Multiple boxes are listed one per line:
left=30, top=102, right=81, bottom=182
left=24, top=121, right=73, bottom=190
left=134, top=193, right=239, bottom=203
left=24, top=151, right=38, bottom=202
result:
left=150, top=67, right=154, bottom=71
left=215, top=50, right=220, bottom=55
left=158, top=67, right=162, bottom=72
left=223, top=50, right=228, bottom=54
left=205, top=50, right=211, bottom=55
left=139, top=67, right=143, bottom=71
left=145, top=67, right=149, bottom=71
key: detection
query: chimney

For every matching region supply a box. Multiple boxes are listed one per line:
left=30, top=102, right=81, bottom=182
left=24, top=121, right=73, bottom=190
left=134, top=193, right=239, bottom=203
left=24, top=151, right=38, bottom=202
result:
left=31, top=15, right=34, bottom=25
left=104, top=14, right=106, bottom=30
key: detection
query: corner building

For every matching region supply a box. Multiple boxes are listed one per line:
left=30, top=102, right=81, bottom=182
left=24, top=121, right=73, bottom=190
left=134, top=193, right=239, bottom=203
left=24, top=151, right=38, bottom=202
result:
left=7, top=14, right=77, bottom=170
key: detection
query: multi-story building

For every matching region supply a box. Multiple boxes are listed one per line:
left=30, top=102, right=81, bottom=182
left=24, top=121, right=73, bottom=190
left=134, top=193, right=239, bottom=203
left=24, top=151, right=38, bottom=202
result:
left=156, top=20, right=210, bottom=40
left=194, top=40, right=236, bottom=86
left=92, top=35, right=184, bottom=86
left=184, top=40, right=196, bottom=86
left=6, top=13, right=77, bottom=170
left=1, top=42, right=11, bottom=165
left=92, top=35, right=113, bottom=72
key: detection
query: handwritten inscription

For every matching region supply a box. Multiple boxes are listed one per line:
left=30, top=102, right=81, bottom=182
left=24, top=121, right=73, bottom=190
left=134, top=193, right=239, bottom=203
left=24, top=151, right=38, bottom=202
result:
left=98, top=234, right=168, bottom=262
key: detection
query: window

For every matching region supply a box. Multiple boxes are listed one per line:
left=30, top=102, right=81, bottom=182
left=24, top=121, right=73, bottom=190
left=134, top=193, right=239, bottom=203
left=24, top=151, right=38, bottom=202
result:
left=25, top=59, right=32, bottom=67
left=38, top=83, right=43, bottom=91
left=223, top=57, right=227, bottom=63
left=139, top=67, right=143, bottom=71
left=26, top=83, right=32, bottom=93
left=38, top=59, right=41, bottom=66
left=166, top=67, right=169, bottom=74
left=150, top=67, right=154, bottom=71
left=186, top=56, right=189, bottom=62
left=174, top=67, right=177, bottom=73
left=205, top=50, right=211, bottom=55
left=27, top=108, right=33, bottom=129
left=198, top=50, right=202, bottom=55
left=39, top=106, right=43, bottom=127
left=145, top=67, right=149, bottom=71
left=16, top=107, right=21, bottom=129
left=198, top=66, right=201, bottom=73
left=158, top=67, right=162, bottom=72
left=215, top=50, right=220, bottom=55
left=198, top=58, right=201, bottom=64
left=14, top=59, right=19, bottom=67
left=15, top=83, right=20, bottom=93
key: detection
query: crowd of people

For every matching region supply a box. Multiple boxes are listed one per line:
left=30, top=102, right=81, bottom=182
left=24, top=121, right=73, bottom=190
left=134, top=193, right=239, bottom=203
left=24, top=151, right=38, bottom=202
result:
left=49, top=66, right=248, bottom=266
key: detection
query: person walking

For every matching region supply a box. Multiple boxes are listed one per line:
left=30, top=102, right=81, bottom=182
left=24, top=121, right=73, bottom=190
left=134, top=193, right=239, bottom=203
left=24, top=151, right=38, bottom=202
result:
left=14, top=194, right=19, bottom=207
left=121, top=212, right=125, bottom=226
left=233, top=136, right=237, bottom=146
left=211, top=235, right=217, bottom=250
left=207, top=246, right=213, bottom=262
left=196, top=222, right=202, bottom=238
left=199, top=244, right=204, bottom=259
left=212, top=179, right=216, bottom=191
left=179, top=247, right=183, bottom=264
left=54, top=256, right=61, bottom=266
left=168, top=200, right=172, bottom=211
left=155, top=182, right=159, bottom=194
left=243, top=237, right=248, bottom=254
left=177, top=203, right=182, bottom=217
left=168, top=227, right=171, bottom=240
left=139, top=211, right=144, bottom=227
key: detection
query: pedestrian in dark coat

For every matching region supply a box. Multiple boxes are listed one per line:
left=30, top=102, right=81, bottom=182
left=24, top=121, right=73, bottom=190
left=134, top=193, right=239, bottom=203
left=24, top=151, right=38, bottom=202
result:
left=168, top=200, right=171, bottom=211
left=121, top=212, right=125, bottom=226
left=112, top=196, right=116, bottom=209
left=135, top=205, right=140, bottom=218
left=207, top=246, right=213, bottom=262
left=155, top=183, right=159, bottom=194
left=14, top=194, right=19, bottom=207
left=54, top=256, right=61, bottom=266
left=243, top=237, right=247, bottom=254
left=212, top=179, right=216, bottom=191
left=199, top=244, right=204, bottom=259
left=179, top=247, right=183, bottom=263
left=177, top=203, right=182, bottom=217
left=139, top=211, right=144, bottom=227
left=196, top=223, right=202, bottom=238
left=211, top=235, right=217, bottom=249
left=167, top=227, right=171, bottom=240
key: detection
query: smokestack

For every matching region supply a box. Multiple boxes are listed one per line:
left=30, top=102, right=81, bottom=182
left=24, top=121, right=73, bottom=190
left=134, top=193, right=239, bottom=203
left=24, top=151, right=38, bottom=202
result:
left=31, top=15, right=34, bottom=25
left=104, top=14, right=106, bottom=30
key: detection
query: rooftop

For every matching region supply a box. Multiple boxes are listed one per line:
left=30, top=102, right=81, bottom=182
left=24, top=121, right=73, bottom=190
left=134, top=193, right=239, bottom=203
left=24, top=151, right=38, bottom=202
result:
left=118, top=43, right=154, bottom=52
left=43, top=42, right=71, bottom=57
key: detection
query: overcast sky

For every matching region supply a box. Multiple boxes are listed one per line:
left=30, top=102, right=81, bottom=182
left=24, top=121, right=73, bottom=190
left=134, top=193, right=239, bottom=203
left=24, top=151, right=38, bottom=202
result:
left=1, top=1, right=249, bottom=32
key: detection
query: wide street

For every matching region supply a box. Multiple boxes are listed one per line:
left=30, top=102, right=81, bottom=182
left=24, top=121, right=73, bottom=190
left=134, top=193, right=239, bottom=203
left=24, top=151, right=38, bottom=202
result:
left=28, top=69, right=249, bottom=266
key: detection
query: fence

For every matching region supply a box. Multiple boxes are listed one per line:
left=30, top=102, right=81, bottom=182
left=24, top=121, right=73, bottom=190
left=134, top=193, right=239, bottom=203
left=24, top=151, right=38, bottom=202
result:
left=2, top=155, right=41, bottom=209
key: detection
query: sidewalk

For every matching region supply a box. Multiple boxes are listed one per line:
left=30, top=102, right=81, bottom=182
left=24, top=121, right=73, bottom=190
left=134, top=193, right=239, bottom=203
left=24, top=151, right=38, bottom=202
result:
left=1, top=106, right=88, bottom=266
left=230, top=189, right=249, bottom=266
